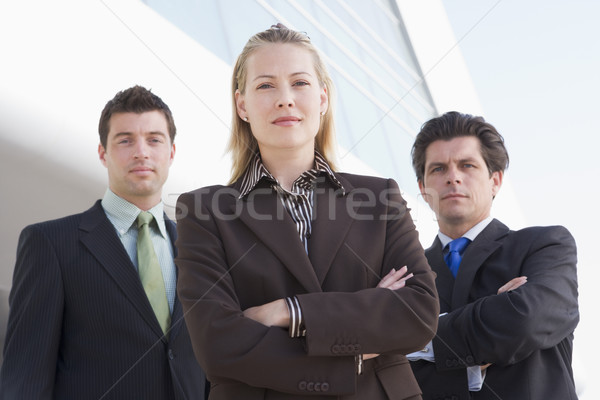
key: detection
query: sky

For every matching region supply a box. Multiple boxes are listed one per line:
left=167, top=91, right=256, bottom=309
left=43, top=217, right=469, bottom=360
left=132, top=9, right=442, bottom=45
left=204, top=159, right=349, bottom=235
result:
left=441, top=0, right=599, bottom=397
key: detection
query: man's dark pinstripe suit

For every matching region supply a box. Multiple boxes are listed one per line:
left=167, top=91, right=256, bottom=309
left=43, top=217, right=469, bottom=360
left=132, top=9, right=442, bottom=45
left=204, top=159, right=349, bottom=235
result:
left=0, top=200, right=208, bottom=399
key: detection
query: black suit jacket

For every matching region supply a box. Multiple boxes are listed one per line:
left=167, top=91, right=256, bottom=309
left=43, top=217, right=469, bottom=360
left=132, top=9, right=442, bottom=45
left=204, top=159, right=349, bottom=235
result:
left=175, top=173, right=439, bottom=399
left=0, top=200, right=208, bottom=400
left=410, top=219, right=579, bottom=400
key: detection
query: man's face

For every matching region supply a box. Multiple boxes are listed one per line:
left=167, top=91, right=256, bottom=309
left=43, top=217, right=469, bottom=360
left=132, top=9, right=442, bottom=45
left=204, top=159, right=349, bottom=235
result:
left=419, top=136, right=502, bottom=237
left=98, top=111, right=175, bottom=208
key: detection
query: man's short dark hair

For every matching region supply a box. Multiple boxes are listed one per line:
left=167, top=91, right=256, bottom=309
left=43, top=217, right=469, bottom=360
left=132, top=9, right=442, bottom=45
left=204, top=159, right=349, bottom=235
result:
left=98, top=85, right=176, bottom=148
left=411, top=111, right=509, bottom=183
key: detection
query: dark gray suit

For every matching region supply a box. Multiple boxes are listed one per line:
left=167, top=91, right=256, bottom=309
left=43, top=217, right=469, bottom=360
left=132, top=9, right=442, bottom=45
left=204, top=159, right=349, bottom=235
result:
left=0, top=200, right=208, bottom=399
left=410, top=219, right=579, bottom=399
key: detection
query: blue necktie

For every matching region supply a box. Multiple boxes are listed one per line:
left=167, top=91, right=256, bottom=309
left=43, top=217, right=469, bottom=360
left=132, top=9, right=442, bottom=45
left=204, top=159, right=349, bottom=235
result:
left=444, top=237, right=471, bottom=278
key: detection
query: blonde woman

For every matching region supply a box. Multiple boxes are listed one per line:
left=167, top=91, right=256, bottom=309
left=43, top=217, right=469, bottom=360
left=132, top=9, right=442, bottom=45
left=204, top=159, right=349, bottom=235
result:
left=175, top=24, right=438, bottom=399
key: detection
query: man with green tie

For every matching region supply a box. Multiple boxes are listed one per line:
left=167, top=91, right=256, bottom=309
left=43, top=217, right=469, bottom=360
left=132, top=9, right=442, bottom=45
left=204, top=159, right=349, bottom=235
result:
left=1, top=86, right=208, bottom=399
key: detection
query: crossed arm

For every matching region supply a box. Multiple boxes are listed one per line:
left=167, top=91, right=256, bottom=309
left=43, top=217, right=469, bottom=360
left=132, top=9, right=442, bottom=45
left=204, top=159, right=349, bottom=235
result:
left=243, top=266, right=414, bottom=327
left=480, top=276, right=528, bottom=370
left=234, top=240, right=539, bottom=391
left=243, top=266, right=414, bottom=363
left=244, top=267, right=523, bottom=333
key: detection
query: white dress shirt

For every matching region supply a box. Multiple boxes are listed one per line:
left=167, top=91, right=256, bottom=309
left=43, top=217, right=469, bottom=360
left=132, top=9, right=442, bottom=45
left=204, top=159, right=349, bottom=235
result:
left=407, top=216, right=494, bottom=391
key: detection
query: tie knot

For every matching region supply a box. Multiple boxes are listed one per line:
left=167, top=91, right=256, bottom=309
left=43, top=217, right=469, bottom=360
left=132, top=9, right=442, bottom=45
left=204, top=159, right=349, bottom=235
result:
left=448, top=237, right=470, bottom=254
left=137, top=211, right=154, bottom=228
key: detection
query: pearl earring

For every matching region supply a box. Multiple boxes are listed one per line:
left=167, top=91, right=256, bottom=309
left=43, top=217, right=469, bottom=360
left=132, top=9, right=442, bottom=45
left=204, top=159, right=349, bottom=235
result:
left=243, top=117, right=248, bottom=122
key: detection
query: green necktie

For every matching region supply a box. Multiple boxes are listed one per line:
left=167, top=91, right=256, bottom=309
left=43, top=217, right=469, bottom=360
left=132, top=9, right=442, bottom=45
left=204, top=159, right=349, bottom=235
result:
left=136, top=211, right=170, bottom=335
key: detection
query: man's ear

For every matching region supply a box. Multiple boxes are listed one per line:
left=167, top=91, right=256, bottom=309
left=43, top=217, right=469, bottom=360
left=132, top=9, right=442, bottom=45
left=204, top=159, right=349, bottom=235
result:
left=98, top=143, right=107, bottom=167
left=491, top=170, right=503, bottom=198
left=418, top=179, right=426, bottom=197
left=418, top=178, right=437, bottom=210
left=169, top=143, right=176, bottom=165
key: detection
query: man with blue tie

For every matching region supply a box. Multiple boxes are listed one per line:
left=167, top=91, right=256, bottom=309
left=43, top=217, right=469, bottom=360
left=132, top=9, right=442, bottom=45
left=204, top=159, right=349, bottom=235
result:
left=408, top=111, right=579, bottom=399
left=0, top=86, right=208, bottom=399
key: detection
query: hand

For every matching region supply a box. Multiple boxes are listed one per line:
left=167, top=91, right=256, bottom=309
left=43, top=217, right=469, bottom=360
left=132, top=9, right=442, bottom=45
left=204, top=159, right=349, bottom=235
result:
left=363, top=353, right=379, bottom=360
left=377, top=266, right=414, bottom=290
left=497, top=276, right=527, bottom=294
left=480, top=276, right=527, bottom=372
left=367, top=267, right=413, bottom=361
left=243, top=299, right=289, bottom=328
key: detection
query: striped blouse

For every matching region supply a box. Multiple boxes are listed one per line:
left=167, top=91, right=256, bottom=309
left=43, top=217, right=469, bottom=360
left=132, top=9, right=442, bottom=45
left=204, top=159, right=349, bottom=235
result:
left=238, top=151, right=345, bottom=337
left=238, top=152, right=344, bottom=251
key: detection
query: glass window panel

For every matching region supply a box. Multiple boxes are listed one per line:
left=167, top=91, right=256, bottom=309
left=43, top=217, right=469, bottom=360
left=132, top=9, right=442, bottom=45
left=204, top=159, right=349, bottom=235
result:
left=140, top=0, right=437, bottom=184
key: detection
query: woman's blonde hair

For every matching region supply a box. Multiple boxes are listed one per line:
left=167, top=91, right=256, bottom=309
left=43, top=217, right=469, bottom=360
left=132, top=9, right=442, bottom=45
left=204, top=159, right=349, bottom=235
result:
left=227, top=24, right=338, bottom=184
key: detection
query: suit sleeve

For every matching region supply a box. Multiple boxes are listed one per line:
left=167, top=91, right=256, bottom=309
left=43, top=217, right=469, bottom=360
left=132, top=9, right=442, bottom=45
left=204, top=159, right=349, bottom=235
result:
left=0, top=226, right=64, bottom=399
left=434, top=225, right=579, bottom=369
left=175, top=191, right=357, bottom=396
left=298, top=178, right=439, bottom=356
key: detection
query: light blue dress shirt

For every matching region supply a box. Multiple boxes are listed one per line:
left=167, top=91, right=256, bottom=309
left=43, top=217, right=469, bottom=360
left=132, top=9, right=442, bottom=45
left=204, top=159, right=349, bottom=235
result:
left=101, top=189, right=176, bottom=313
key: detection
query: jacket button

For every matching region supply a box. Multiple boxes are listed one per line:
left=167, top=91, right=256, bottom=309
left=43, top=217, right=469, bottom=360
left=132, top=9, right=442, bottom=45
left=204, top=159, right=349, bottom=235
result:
left=298, top=381, right=307, bottom=390
left=168, top=349, right=174, bottom=360
left=466, top=355, right=474, bottom=364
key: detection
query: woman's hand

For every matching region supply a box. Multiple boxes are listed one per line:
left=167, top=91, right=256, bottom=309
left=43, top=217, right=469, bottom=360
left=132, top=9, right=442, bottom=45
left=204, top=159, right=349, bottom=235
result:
left=243, top=299, right=289, bottom=327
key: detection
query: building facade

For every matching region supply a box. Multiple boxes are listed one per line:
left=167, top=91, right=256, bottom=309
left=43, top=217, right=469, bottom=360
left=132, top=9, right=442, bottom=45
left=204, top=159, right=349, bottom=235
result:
left=0, top=0, right=522, bottom=363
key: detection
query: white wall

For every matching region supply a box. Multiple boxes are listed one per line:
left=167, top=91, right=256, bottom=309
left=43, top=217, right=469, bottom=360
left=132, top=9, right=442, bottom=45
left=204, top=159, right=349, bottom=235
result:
left=0, top=0, right=235, bottom=288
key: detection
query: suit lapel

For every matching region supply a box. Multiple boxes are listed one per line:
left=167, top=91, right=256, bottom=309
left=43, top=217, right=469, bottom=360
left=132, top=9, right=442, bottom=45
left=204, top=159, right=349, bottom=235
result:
left=79, top=201, right=166, bottom=340
left=230, top=183, right=322, bottom=293
left=426, top=238, right=454, bottom=313
left=308, top=175, right=355, bottom=285
left=451, top=219, right=509, bottom=308
left=165, top=217, right=185, bottom=340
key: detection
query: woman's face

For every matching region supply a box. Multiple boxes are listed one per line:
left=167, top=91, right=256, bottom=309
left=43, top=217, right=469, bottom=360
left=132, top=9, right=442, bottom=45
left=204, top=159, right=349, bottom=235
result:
left=236, top=43, right=328, bottom=158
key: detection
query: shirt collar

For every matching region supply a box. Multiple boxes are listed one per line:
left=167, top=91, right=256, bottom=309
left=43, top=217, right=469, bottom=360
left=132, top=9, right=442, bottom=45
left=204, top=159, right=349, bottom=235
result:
left=438, top=216, right=494, bottom=249
left=238, top=151, right=345, bottom=199
left=101, top=189, right=167, bottom=238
